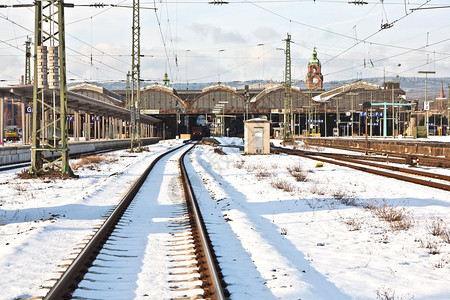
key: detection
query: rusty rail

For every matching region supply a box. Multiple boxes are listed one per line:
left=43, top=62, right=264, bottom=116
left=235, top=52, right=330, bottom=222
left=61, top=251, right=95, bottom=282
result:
left=179, top=144, right=228, bottom=300
left=273, top=147, right=450, bottom=192
left=299, top=142, right=450, bottom=168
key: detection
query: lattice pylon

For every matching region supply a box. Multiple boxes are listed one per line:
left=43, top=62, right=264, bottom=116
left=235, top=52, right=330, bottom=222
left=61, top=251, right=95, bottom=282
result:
left=130, top=0, right=142, bottom=151
left=29, top=0, right=74, bottom=176
left=283, top=33, right=294, bottom=143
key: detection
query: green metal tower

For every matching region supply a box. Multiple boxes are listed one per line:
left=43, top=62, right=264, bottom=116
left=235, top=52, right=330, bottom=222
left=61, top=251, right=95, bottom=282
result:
left=126, top=71, right=131, bottom=109
left=30, top=0, right=73, bottom=176
left=25, top=38, right=32, bottom=85
left=283, top=33, right=294, bottom=143
left=163, top=73, right=170, bottom=87
left=130, top=0, right=141, bottom=151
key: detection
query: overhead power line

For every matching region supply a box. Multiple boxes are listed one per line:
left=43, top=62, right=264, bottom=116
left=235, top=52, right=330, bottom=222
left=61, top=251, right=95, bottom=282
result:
left=73, top=3, right=157, bottom=9
left=410, top=5, right=450, bottom=11
left=0, top=9, right=129, bottom=78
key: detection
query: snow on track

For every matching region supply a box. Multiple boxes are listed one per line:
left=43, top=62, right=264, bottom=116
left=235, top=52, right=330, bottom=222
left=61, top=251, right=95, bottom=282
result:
left=73, top=145, right=203, bottom=299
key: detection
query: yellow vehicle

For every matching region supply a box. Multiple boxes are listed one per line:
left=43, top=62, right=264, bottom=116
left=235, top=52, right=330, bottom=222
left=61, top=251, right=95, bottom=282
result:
left=5, top=128, right=20, bottom=141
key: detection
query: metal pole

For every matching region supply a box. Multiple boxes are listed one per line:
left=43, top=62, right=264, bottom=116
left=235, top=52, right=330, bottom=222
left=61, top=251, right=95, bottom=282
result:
left=25, top=38, right=32, bottom=85
left=418, top=71, right=436, bottom=138
left=336, top=97, right=340, bottom=137
left=365, top=109, right=368, bottom=155
left=392, top=86, right=395, bottom=138
left=0, top=97, right=3, bottom=145
left=283, top=34, right=293, bottom=143
left=383, top=103, right=387, bottom=138
left=131, top=0, right=141, bottom=151
left=448, top=84, right=450, bottom=135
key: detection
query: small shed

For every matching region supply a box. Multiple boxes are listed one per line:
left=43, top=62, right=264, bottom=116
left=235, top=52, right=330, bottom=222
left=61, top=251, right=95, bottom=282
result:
left=244, top=118, right=270, bottom=155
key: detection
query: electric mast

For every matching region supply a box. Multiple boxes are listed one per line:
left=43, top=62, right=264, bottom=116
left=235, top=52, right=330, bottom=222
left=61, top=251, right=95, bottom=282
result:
left=130, top=0, right=141, bottom=151
left=30, top=0, right=73, bottom=176
left=25, top=38, right=32, bottom=85
left=283, top=33, right=294, bottom=143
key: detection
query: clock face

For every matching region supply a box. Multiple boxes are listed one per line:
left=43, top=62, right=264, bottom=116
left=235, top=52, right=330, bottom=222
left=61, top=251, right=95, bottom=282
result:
left=313, top=77, right=319, bottom=84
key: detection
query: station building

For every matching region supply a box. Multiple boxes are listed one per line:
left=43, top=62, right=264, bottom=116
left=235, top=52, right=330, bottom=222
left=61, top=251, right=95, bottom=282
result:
left=109, top=49, right=411, bottom=139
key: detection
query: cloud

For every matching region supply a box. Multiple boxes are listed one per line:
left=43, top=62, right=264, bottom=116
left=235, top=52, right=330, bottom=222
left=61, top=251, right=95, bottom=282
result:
left=188, top=23, right=246, bottom=44
left=212, top=27, right=246, bottom=44
left=253, top=26, right=280, bottom=41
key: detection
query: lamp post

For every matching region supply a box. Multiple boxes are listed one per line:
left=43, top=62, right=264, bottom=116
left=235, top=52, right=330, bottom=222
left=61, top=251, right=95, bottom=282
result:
left=347, top=92, right=358, bottom=137
left=212, top=108, right=220, bottom=137
left=217, top=49, right=225, bottom=83
left=418, top=70, right=435, bottom=138
left=257, top=43, right=264, bottom=84
left=218, top=101, right=228, bottom=136
left=186, top=49, right=190, bottom=89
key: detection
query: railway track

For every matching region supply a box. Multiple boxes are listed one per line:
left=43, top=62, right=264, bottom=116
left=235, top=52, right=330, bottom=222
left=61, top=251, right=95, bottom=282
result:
left=273, top=147, right=450, bottom=192
left=299, top=142, right=450, bottom=168
left=43, top=143, right=227, bottom=299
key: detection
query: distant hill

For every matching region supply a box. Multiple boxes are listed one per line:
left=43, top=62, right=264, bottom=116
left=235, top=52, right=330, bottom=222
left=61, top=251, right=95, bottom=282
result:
left=70, top=76, right=450, bottom=101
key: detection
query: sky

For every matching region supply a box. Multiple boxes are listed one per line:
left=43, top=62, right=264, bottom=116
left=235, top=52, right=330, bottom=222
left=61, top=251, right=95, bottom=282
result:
left=1, top=0, right=449, bottom=86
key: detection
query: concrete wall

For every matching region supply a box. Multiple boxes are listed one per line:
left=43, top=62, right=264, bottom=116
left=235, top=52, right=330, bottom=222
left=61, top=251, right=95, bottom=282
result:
left=298, top=137, right=450, bottom=158
left=0, top=137, right=161, bottom=165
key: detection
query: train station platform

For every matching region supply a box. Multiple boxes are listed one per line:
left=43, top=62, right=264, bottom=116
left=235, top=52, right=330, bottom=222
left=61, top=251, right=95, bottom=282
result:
left=0, top=137, right=161, bottom=165
left=297, top=137, right=450, bottom=158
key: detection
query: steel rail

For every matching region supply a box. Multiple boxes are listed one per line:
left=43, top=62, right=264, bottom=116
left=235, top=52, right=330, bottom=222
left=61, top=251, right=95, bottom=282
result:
left=307, top=152, right=450, bottom=182
left=44, top=144, right=186, bottom=300
left=179, top=144, right=228, bottom=300
left=274, top=147, right=450, bottom=192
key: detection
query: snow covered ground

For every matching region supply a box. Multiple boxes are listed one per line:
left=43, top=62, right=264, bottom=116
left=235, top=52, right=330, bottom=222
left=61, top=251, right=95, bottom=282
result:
left=0, top=137, right=449, bottom=299
left=0, top=140, right=183, bottom=299
left=187, top=137, right=450, bottom=299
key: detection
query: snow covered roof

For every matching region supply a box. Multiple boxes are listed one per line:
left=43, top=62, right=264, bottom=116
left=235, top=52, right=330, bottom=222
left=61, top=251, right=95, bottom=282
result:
left=201, top=83, right=237, bottom=93
left=250, top=84, right=300, bottom=103
left=246, top=118, right=269, bottom=123
left=69, top=82, right=125, bottom=105
left=142, top=83, right=174, bottom=93
left=312, top=80, right=379, bottom=102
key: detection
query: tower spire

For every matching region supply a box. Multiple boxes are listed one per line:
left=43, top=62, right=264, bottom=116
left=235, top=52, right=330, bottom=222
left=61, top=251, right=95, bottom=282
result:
left=306, top=47, right=323, bottom=89
left=438, top=80, right=445, bottom=99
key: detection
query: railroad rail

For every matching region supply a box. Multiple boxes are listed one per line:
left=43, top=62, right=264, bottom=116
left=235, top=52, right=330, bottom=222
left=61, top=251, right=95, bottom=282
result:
left=299, top=142, right=450, bottom=168
left=43, top=143, right=227, bottom=299
left=273, top=147, right=450, bottom=192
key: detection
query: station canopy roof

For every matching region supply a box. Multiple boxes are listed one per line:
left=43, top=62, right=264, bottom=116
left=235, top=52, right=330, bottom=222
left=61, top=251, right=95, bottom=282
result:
left=312, top=80, right=380, bottom=102
left=0, top=85, right=160, bottom=124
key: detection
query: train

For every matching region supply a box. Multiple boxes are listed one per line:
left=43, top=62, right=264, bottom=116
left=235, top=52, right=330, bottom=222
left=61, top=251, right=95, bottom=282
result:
left=4, top=127, right=20, bottom=141
left=191, top=126, right=210, bottom=140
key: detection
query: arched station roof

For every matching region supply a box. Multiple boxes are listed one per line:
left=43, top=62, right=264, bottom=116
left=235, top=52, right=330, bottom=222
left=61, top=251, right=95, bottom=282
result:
left=69, top=82, right=125, bottom=107
left=141, top=84, right=186, bottom=114
left=250, top=84, right=306, bottom=110
left=189, top=83, right=245, bottom=113
left=312, top=80, right=380, bottom=102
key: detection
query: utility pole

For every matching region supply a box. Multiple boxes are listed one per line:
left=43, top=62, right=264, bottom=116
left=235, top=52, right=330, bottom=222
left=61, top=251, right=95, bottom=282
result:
left=126, top=71, right=131, bottom=109
left=244, top=84, right=250, bottom=121
left=24, top=38, right=32, bottom=85
left=130, top=0, right=141, bottom=151
left=29, top=0, right=74, bottom=176
left=283, top=33, right=294, bottom=143
left=448, top=84, right=450, bottom=135
left=418, top=70, right=435, bottom=138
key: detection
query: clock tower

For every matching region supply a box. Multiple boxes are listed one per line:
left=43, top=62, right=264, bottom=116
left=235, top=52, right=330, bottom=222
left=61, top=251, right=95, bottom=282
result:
left=306, top=48, right=323, bottom=89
